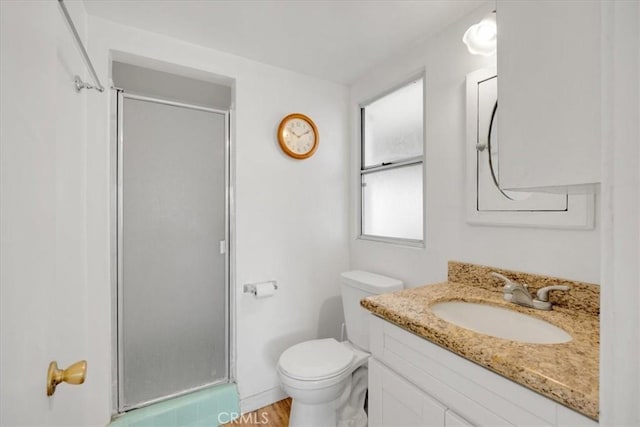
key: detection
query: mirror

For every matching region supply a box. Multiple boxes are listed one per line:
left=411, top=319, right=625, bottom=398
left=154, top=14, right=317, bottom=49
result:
left=486, top=101, right=531, bottom=201
left=469, top=68, right=571, bottom=217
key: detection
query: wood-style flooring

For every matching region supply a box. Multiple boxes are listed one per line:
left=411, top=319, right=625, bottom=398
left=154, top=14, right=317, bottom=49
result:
left=221, top=398, right=291, bottom=426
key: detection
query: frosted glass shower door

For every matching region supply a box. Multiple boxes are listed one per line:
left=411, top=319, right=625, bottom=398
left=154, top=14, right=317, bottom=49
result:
left=118, top=95, right=228, bottom=410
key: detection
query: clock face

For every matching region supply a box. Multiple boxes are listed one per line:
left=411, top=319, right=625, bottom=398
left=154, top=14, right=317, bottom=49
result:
left=278, top=114, right=319, bottom=159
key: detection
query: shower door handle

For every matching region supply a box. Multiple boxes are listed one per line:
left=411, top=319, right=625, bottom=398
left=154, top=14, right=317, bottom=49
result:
left=219, top=240, right=226, bottom=255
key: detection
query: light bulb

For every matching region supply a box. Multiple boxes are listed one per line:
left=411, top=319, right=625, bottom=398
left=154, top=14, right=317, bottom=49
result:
left=476, top=22, right=496, bottom=41
left=462, top=12, right=497, bottom=56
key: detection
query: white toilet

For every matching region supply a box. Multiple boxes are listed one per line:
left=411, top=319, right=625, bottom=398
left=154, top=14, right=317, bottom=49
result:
left=278, top=271, right=403, bottom=427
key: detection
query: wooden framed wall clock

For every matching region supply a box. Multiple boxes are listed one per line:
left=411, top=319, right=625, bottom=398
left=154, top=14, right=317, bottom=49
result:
left=277, top=113, right=319, bottom=159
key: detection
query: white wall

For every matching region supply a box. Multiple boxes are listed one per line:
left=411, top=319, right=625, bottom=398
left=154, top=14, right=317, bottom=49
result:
left=1, top=1, right=93, bottom=425
left=85, top=16, right=350, bottom=421
left=599, top=1, right=640, bottom=424
left=349, top=4, right=601, bottom=287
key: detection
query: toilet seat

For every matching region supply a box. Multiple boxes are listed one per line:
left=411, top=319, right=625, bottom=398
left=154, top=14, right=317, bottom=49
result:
left=279, top=338, right=354, bottom=381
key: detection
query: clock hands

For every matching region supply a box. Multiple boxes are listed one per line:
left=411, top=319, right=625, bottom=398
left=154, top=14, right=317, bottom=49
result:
left=289, top=129, right=312, bottom=139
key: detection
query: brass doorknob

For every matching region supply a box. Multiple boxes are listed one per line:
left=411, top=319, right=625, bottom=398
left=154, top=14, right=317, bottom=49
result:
left=47, top=360, right=87, bottom=396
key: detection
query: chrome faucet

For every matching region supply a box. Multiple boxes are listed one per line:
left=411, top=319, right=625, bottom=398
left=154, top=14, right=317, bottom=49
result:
left=490, top=272, right=569, bottom=311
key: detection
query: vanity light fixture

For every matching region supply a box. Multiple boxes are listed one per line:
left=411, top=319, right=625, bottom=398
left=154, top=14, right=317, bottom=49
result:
left=463, top=11, right=497, bottom=56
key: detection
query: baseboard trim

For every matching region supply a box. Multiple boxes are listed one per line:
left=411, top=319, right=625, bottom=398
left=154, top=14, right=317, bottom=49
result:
left=239, top=386, right=288, bottom=414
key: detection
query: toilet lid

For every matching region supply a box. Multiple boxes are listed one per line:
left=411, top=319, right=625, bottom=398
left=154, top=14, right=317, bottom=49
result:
left=279, top=338, right=354, bottom=380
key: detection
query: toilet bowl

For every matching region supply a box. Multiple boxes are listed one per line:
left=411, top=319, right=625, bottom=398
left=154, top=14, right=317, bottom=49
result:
left=278, top=339, right=369, bottom=426
left=278, top=271, right=403, bottom=427
left=278, top=338, right=369, bottom=427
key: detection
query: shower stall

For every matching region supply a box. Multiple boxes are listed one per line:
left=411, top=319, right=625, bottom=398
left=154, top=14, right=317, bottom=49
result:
left=113, top=63, right=232, bottom=412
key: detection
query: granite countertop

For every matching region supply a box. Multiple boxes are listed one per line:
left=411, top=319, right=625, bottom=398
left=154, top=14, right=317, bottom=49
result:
left=360, top=262, right=600, bottom=420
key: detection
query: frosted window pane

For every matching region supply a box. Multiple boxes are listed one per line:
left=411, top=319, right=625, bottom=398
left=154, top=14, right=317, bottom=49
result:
left=362, top=165, right=423, bottom=240
left=363, top=79, right=423, bottom=167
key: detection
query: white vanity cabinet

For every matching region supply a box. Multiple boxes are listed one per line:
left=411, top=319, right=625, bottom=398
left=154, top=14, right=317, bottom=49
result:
left=369, top=358, right=472, bottom=427
left=496, top=0, right=603, bottom=192
left=367, top=315, right=598, bottom=427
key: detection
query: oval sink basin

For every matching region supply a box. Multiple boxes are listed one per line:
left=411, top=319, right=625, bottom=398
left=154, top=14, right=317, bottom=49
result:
left=429, top=301, right=572, bottom=344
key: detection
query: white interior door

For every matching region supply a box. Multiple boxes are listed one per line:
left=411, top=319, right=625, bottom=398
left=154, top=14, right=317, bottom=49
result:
left=1, top=2, right=91, bottom=425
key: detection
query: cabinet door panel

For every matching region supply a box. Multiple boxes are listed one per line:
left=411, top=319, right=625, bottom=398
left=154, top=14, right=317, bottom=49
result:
left=497, top=0, right=601, bottom=190
left=446, top=410, right=473, bottom=427
left=382, top=393, right=428, bottom=427
left=369, top=358, right=446, bottom=427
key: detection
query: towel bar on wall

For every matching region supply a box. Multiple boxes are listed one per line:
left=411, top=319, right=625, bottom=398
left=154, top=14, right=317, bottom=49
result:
left=58, top=0, right=104, bottom=92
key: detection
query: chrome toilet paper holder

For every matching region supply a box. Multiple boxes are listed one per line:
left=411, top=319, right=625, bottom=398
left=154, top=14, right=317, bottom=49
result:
left=243, top=280, right=278, bottom=296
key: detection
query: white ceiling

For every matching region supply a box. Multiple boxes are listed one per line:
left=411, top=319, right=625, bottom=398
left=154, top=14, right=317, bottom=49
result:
left=83, top=0, right=484, bottom=85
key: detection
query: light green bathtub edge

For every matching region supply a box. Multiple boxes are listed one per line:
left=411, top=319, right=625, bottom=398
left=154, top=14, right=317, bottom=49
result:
left=109, top=383, right=240, bottom=427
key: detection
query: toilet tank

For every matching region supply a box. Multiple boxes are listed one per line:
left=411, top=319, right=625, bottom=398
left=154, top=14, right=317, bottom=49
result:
left=340, top=270, right=403, bottom=351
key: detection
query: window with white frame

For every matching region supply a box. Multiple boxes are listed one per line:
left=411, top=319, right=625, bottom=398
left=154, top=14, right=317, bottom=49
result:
left=360, top=77, right=424, bottom=243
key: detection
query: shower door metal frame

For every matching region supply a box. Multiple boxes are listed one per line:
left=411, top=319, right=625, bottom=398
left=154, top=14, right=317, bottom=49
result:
left=115, top=91, right=233, bottom=413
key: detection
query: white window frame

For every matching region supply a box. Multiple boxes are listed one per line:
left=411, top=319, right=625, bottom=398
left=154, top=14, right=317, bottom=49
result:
left=358, top=73, right=426, bottom=247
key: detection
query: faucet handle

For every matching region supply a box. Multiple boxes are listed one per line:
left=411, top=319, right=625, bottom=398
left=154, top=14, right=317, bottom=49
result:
left=536, top=285, right=569, bottom=302
left=490, top=272, right=523, bottom=301
left=490, top=272, right=519, bottom=290
left=490, top=272, right=512, bottom=285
